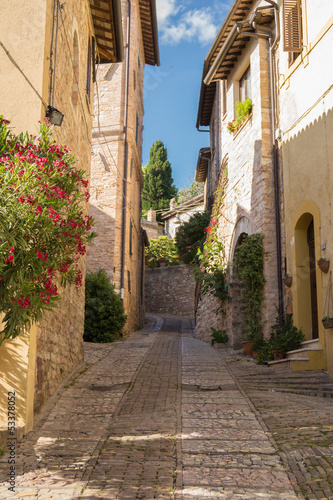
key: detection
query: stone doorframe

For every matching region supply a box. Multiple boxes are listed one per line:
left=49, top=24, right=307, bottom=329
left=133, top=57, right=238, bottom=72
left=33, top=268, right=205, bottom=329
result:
left=228, top=214, right=254, bottom=348
left=229, top=214, right=255, bottom=268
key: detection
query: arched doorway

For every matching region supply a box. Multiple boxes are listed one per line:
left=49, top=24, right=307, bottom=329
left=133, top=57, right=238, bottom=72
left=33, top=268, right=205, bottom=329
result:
left=294, top=213, right=319, bottom=340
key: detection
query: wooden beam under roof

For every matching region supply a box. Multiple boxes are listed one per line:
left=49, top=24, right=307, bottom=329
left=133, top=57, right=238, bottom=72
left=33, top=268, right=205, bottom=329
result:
left=138, top=0, right=160, bottom=66
left=197, top=0, right=256, bottom=128
left=90, top=0, right=123, bottom=63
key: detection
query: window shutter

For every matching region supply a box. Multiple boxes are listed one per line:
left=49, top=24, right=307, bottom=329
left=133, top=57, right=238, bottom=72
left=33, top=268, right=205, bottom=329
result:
left=86, top=39, right=92, bottom=102
left=135, top=113, right=139, bottom=144
left=283, top=0, right=302, bottom=52
left=92, top=36, right=96, bottom=83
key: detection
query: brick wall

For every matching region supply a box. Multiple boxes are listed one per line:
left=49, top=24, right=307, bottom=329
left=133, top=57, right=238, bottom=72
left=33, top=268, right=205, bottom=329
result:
left=145, top=264, right=196, bottom=317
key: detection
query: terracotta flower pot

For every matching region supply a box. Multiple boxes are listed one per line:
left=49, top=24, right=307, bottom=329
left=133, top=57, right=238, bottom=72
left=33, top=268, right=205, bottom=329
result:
left=318, top=258, right=330, bottom=273
left=242, top=340, right=253, bottom=356
left=283, top=276, right=292, bottom=287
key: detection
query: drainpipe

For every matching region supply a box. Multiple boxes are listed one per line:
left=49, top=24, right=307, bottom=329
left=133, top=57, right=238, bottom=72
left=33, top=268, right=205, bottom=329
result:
left=120, top=1, right=131, bottom=301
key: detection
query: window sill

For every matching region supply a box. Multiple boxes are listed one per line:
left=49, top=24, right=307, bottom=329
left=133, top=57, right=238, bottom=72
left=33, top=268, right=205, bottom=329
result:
left=229, top=113, right=252, bottom=140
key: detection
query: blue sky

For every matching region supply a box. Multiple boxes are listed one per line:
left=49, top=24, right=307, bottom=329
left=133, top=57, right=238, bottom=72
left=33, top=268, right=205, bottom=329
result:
left=142, top=0, right=233, bottom=190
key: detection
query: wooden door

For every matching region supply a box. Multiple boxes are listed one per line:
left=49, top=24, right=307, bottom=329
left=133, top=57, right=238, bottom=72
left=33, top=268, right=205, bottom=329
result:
left=307, top=221, right=319, bottom=339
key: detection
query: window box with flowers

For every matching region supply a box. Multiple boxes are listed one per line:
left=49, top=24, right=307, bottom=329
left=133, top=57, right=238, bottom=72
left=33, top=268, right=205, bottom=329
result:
left=227, top=98, right=252, bottom=135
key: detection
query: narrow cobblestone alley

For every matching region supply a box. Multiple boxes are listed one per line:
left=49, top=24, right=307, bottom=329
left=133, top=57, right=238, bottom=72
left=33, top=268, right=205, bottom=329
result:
left=1, top=317, right=333, bottom=499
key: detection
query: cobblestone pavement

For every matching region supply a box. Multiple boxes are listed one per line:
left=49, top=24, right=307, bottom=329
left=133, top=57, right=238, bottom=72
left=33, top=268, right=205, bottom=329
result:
left=225, top=353, right=333, bottom=500
left=0, top=318, right=332, bottom=499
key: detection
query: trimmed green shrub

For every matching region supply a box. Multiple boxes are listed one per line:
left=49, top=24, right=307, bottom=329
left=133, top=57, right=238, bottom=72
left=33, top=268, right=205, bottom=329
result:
left=84, top=269, right=127, bottom=343
left=145, top=236, right=179, bottom=268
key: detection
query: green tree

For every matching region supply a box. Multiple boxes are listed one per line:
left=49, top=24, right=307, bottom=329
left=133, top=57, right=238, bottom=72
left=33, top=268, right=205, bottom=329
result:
left=142, top=140, right=177, bottom=221
left=175, top=210, right=211, bottom=264
left=177, top=181, right=204, bottom=205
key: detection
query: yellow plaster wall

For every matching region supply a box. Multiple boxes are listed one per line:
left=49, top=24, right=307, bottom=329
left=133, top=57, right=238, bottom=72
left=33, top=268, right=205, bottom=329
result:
left=0, top=0, right=94, bottom=433
left=0, top=0, right=51, bottom=132
left=0, top=325, right=37, bottom=441
left=279, top=1, right=333, bottom=372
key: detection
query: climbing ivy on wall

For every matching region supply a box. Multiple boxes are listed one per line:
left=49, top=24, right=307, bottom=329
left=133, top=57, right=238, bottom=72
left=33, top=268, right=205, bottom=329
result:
left=233, top=233, right=265, bottom=340
left=195, top=177, right=231, bottom=312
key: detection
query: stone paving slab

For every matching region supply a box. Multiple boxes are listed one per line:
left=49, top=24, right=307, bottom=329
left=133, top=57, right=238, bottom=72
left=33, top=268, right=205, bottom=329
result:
left=181, top=486, right=298, bottom=499
left=182, top=451, right=285, bottom=468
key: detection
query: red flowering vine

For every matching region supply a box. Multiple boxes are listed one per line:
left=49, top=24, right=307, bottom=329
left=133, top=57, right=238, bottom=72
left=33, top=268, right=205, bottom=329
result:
left=0, top=117, right=96, bottom=343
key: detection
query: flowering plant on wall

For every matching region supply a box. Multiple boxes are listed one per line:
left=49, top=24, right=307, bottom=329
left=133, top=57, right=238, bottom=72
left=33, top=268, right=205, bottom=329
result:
left=194, top=181, right=231, bottom=312
left=0, top=116, right=96, bottom=344
left=227, top=98, right=252, bottom=135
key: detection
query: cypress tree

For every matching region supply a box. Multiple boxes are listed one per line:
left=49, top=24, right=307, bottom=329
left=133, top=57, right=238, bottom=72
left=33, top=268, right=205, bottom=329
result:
left=142, top=140, right=177, bottom=221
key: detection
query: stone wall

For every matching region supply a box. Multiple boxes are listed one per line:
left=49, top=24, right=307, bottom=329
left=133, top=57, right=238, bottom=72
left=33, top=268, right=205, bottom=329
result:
left=145, top=265, right=196, bottom=317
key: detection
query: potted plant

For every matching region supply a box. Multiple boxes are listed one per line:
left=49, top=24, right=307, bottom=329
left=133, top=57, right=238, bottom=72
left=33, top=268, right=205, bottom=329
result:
left=322, top=316, right=333, bottom=329
left=318, top=258, right=330, bottom=273
left=227, top=98, right=252, bottom=135
left=241, top=331, right=256, bottom=356
left=269, top=314, right=305, bottom=357
left=283, top=275, right=293, bottom=288
left=211, top=327, right=229, bottom=347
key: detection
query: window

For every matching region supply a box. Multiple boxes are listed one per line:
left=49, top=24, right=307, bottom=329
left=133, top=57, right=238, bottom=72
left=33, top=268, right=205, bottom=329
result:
left=130, top=158, right=134, bottom=177
left=138, top=55, right=141, bottom=69
left=211, top=120, right=215, bottom=154
left=86, top=39, right=92, bottom=103
left=72, top=32, right=79, bottom=107
left=92, top=37, right=96, bottom=83
left=127, top=270, right=131, bottom=292
left=135, top=113, right=139, bottom=144
left=222, top=80, right=227, bottom=118
left=239, top=66, right=251, bottom=101
left=283, top=0, right=302, bottom=67
left=133, top=69, right=136, bottom=90
left=129, top=220, right=133, bottom=256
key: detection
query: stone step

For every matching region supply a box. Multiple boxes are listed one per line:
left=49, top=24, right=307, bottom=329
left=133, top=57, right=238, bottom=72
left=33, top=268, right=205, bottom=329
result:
left=300, top=338, right=321, bottom=349
left=268, top=347, right=325, bottom=372
left=287, top=347, right=322, bottom=359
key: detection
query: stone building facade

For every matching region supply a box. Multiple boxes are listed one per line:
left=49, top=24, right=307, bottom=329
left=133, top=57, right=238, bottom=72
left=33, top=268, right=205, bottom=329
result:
left=194, top=0, right=333, bottom=374
left=141, top=209, right=165, bottom=241
left=161, top=194, right=205, bottom=239
left=87, top=0, right=159, bottom=333
left=194, top=0, right=283, bottom=348
left=0, top=0, right=123, bottom=438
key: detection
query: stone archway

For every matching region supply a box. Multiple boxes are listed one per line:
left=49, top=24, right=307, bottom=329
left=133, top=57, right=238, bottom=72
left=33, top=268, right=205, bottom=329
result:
left=294, top=212, right=319, bottom=340
left=229, top=215, right=254, bottom=349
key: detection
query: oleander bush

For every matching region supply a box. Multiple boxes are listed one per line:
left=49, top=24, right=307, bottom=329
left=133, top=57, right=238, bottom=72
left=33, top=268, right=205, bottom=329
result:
left=84, top=269, right=127, bottom=343
left=0, top=116, right=96, bottom=344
